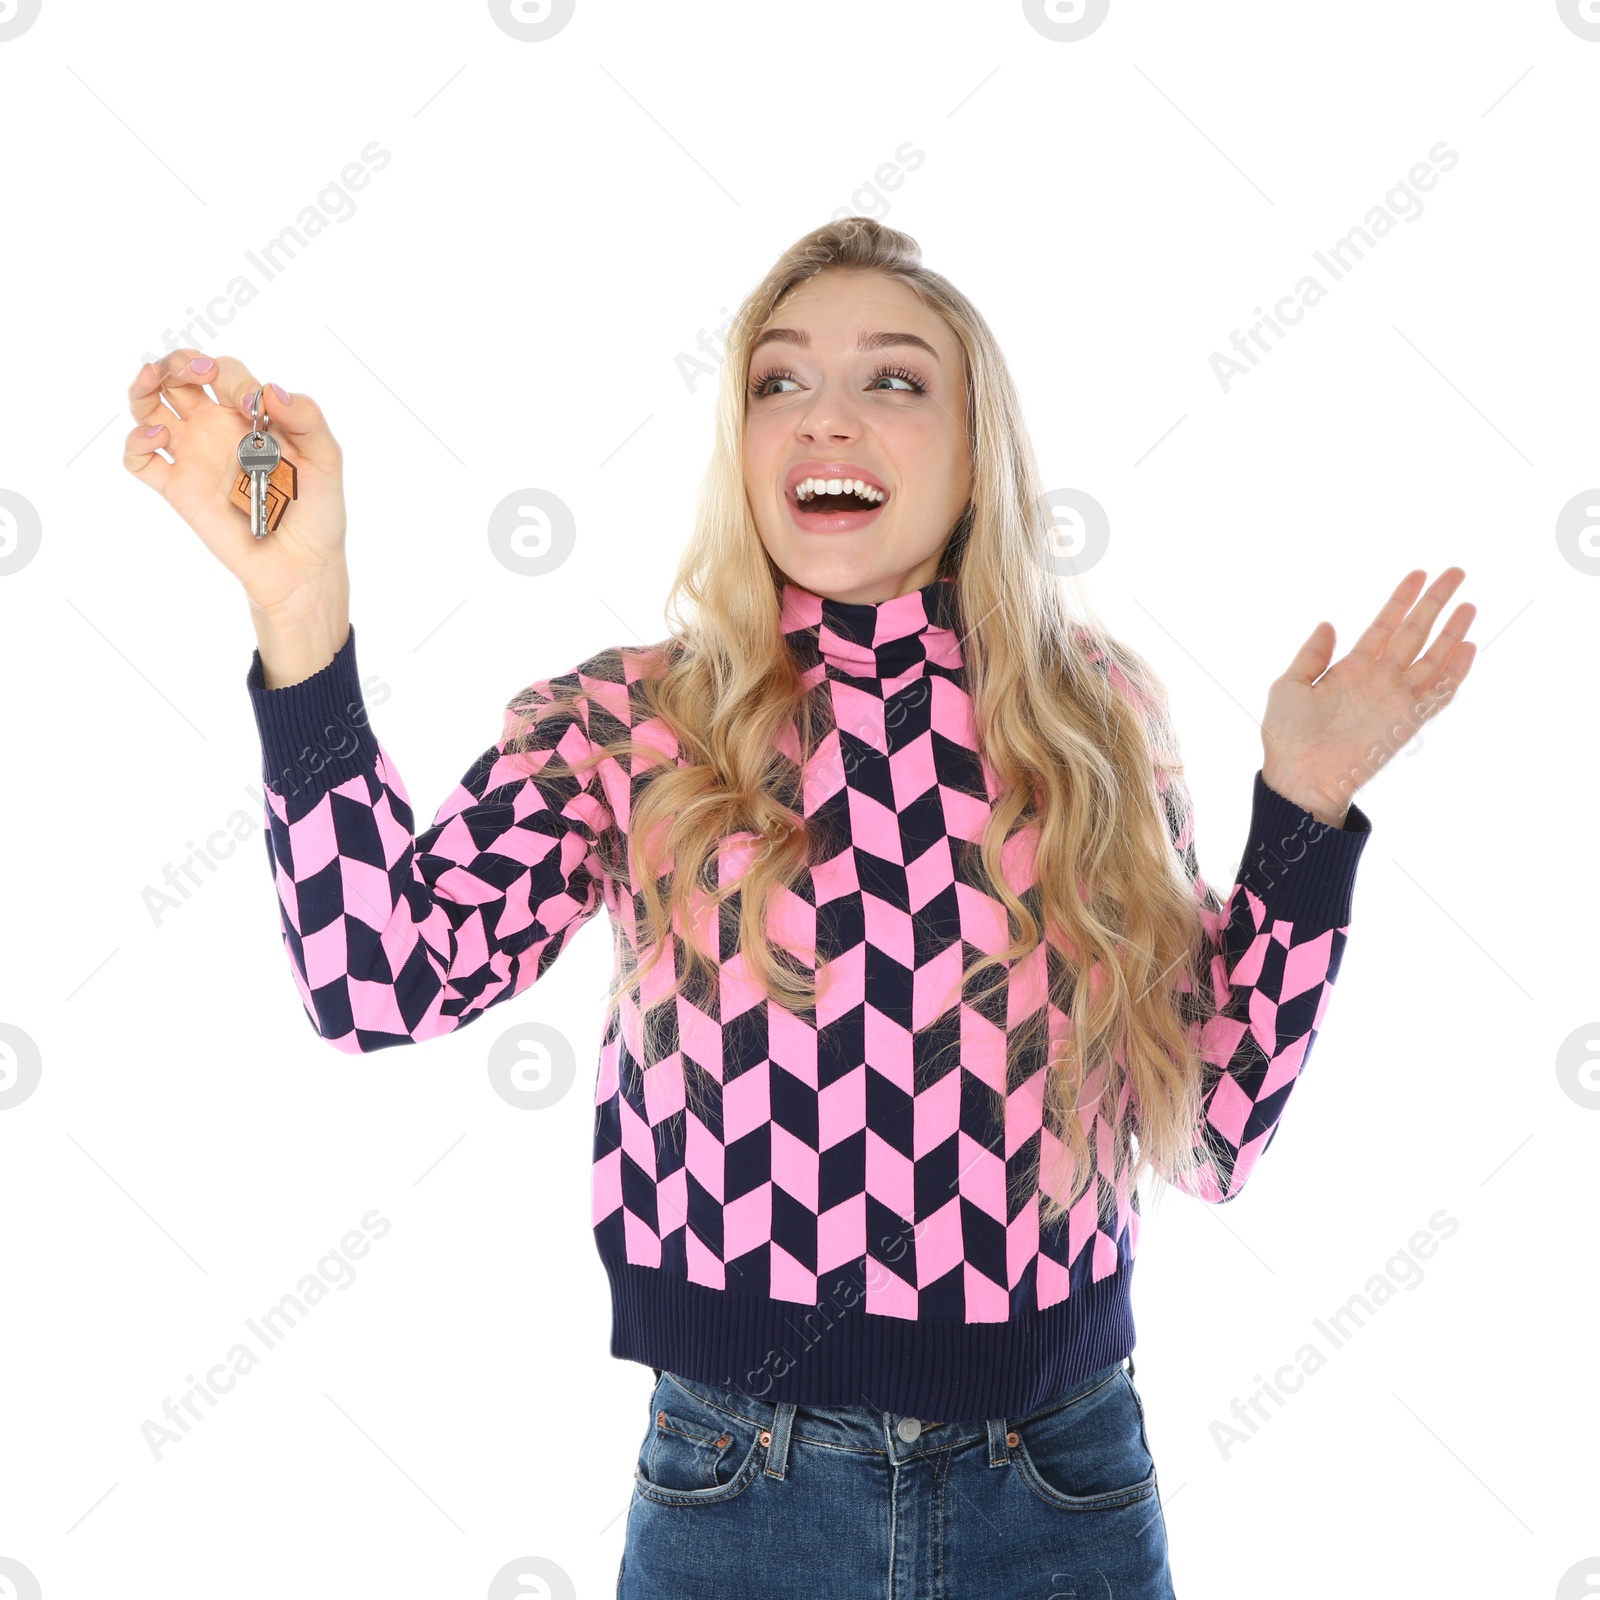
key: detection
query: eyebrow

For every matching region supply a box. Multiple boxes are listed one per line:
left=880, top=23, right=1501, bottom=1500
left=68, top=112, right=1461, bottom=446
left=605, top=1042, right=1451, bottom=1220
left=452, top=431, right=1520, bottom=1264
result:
left=750, top=327, right=942, bottom=363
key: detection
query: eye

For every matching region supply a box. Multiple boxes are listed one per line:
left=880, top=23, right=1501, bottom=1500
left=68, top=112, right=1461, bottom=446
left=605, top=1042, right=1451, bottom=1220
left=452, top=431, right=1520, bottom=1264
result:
left=747, top=363, right=929, bottom=398
left=869, top=365, right=927, bottom=394
left=748, top=365, right=800, bottom=398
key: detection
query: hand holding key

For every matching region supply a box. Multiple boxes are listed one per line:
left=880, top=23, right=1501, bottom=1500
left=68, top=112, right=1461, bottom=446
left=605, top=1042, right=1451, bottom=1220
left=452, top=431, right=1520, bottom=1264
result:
left=123, top=350, right=350, bottom=685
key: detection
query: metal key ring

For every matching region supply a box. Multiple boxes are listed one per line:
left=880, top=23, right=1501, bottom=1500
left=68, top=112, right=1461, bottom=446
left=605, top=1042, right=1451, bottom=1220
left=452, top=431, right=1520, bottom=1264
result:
left=247, top=385, right=270, bottom=438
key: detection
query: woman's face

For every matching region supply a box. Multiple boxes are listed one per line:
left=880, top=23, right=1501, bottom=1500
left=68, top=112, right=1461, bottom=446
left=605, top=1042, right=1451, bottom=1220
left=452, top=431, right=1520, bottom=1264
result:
left=742, top=268, right=972, bottom=606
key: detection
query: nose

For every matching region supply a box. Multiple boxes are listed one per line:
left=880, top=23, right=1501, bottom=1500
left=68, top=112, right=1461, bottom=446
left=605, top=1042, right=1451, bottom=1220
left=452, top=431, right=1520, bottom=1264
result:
left=800, top=415, right=859, bottom=444
left=796, top=381, right=865, bottom=444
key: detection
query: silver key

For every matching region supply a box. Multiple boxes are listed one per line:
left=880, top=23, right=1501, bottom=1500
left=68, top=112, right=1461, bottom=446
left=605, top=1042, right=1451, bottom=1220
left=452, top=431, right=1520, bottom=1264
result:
left=237, top=428, right=281, bottom=540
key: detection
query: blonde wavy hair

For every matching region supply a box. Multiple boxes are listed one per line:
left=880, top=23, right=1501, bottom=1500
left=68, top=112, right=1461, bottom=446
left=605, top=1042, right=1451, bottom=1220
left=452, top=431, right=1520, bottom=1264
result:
left=506, top=216, right=1230, bottom=1230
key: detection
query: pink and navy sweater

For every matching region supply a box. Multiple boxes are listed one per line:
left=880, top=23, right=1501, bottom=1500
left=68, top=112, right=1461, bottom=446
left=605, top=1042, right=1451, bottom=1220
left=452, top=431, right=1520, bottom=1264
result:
left=245, top=574, right=1371, bottom=1423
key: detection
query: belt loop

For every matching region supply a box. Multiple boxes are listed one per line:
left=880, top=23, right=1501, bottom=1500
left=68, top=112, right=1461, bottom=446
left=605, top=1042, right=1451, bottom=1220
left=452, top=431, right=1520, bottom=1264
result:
left=986, top=1417, right=1011, bottom=1467
left=763, top=1401, right=798, bottom=1479
left=1126, top=1352, right=1136, bottom=1380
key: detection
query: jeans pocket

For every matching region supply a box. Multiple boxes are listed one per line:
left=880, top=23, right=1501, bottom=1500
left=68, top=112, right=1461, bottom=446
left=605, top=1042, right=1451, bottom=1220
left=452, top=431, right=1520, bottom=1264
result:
left=633, top=1373, right=765, bottom=1507
left=1010, top=1363, right=1158, bottom=1512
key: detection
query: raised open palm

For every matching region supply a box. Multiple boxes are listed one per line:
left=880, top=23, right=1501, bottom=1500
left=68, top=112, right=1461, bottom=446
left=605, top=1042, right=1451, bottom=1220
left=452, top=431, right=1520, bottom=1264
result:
left=1261, top=568, right=1477, bottom=826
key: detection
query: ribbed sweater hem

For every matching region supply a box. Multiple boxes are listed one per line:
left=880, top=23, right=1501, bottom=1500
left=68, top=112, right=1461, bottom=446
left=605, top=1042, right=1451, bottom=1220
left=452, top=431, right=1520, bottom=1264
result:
left=1241, top=769, right=1372, bottom=929
left=603, top=1256, right=1137, bottom=1424
left=245, top=623, right=377, bottom=807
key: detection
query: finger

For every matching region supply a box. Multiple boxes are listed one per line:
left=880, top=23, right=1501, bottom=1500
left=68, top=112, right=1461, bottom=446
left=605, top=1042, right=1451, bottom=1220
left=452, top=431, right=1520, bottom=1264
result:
left=1414, top=639, right=1477, bottom=723
left=152, top=348, right=222, bottom=420
left=194, top=351, right=264, bottom=422
left=1349, top=569, right=1427, bottom=659
left=122, top=419, right=174, bottom=490
left=1404, top=599, right=1476, bottom=689
left=1414, top=630, right=1472, bottom=720
left=1444, top=639, right=1477, bottom=695
left=1384, top=567, right=1467, bottom=669
left=128, top=360, right=180, bottom=429
left=234, top=374, right=343, bottom=472
left=1282, top=619, right=1336, bottom=685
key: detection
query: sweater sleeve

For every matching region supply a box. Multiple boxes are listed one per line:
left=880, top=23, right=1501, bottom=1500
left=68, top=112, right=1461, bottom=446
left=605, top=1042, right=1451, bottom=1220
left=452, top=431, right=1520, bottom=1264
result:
left=244, top=624, right=614, bottom=1054
left=1155, top=758, right=1372, bottom=1204
left=1073, top=625, right=1373, bottom=1205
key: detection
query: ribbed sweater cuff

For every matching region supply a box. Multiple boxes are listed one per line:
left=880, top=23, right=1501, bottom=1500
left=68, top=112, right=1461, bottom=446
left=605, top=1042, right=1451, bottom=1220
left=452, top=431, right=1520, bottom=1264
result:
left=1236, top=768, right=1372, bottom=931
left=245, top=624, right=380, bottom=802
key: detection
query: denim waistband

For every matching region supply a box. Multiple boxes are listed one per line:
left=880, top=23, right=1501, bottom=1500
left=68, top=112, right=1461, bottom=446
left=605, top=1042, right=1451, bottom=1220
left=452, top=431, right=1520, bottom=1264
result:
left=650, top=1354, right=1132, bottom=1473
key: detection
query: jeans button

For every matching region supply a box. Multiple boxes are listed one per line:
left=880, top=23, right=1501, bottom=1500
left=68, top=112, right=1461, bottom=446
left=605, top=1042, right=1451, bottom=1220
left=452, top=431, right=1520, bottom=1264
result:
left=897, top=1417, right=922, bottom=1442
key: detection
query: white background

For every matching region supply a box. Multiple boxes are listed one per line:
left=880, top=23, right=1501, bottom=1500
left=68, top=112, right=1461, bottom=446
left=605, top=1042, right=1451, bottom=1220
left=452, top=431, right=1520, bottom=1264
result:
left=1, top=1, right=1596, bottom=1596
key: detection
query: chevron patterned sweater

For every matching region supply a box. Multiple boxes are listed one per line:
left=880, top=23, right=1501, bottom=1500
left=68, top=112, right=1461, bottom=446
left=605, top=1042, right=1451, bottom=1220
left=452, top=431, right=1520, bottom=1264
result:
left=245, top=574, right=1371, bottom=1422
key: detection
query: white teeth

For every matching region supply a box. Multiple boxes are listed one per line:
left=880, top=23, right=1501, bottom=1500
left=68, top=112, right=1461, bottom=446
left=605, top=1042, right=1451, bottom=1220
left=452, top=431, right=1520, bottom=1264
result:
left=794, top=476, right=886, bottom=505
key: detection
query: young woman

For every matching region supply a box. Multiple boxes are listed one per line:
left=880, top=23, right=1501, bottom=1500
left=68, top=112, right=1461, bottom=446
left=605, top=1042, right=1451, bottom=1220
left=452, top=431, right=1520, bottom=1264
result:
left=123, top=216, right=1475, bottom=1598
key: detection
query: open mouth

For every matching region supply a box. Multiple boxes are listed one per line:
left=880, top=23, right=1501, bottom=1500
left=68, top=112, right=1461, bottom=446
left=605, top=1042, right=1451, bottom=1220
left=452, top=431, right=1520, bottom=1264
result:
left=790, top=477, right=889, bottom=517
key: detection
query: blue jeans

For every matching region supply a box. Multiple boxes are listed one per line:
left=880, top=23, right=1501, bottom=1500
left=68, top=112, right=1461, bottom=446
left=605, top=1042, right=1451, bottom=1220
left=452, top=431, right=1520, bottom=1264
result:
left=617, top=1355, right=1176, bottom=1599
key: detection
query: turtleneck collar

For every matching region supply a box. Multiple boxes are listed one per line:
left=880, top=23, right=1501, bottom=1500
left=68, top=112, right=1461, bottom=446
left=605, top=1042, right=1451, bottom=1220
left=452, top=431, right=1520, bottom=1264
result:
left=778, top=573, right=964, bottom=680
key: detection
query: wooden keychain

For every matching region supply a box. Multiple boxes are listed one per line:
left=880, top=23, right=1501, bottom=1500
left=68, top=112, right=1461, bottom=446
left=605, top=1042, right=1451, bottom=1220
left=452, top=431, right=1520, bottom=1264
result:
left=230, top=386, right=298, bottom=537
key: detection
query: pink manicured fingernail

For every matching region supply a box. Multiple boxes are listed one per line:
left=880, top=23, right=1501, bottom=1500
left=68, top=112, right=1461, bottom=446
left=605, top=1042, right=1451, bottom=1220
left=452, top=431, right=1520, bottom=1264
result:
left=190, top=356, right=215, bottom=374
left=269, top=382, right=291, bottom=405
left=143, top=424, right=164, bottom=436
